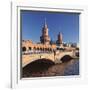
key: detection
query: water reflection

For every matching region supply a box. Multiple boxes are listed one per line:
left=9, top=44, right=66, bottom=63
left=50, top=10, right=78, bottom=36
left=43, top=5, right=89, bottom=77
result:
left=64, top=59, right=79, bottom=75
left=22, top=59, right=79, bottom=78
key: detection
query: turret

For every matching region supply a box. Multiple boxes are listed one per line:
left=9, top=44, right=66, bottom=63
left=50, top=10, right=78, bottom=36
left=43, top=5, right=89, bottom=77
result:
left=56, top=32, right=63, bottom=45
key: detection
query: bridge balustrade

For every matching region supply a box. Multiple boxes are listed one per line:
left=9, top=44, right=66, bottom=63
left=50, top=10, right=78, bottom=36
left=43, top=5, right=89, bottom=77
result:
left=22, top=50, right=53, bottom=55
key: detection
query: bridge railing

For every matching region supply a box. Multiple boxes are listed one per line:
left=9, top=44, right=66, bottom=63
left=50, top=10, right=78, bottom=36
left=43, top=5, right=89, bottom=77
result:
left=22, top=51, right=54, bottom=55
left=22, top=49, right=75, bottom=55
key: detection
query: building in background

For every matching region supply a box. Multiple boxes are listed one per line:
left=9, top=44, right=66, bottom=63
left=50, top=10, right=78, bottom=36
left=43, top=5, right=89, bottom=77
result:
left=56, top=32, right=63, bottom=47
left=40, top=19, right=50, bottom=45
left=22, top=19, right=78, bottom=54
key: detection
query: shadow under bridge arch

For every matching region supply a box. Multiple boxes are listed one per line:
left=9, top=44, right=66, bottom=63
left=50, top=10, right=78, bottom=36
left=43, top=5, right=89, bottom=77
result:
left=60, top=55, right=73, bottom=63
left=23, top=58, right=55, bottom=73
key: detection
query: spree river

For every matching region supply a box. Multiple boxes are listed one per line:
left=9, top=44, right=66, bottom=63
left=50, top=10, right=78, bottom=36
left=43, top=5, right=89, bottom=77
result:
left=22, top=59, right=79, bottom=78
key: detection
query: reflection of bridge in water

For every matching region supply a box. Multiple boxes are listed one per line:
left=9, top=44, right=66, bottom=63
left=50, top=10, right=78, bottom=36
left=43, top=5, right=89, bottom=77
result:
left=22, top=50, right=76, bottom=68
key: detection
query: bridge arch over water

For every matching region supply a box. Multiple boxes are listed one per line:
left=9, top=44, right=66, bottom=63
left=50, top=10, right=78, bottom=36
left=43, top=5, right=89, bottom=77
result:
left=23, top=58, right=55, bottom=73
left=22, top=51, right=75, bottom=67
left=60, top=55, right=73, bottom=62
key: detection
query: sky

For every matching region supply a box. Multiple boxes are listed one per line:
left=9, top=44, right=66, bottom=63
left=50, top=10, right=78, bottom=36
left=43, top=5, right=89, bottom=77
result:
left=21, top=10, right=80, bottom=43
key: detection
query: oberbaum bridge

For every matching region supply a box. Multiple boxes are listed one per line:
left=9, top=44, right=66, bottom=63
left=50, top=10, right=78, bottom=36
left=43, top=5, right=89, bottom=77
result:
left=22, top=20, right=79, bottom=68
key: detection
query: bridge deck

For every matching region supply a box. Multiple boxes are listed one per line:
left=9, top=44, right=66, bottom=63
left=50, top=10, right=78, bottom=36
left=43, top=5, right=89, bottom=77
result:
left=22, top=51, right=75, bottom=67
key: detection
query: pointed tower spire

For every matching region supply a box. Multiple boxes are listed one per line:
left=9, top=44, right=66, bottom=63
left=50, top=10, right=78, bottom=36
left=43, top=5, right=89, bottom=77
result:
left=45, top=18, right=46, bottom=25
left=40, top=18, right=50, bottom=45
left=44, top=18, right=47, bottom=28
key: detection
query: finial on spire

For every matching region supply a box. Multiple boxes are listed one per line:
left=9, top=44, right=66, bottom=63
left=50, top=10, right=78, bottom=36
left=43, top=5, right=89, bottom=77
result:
left=44, top=18, right=47, bottom=28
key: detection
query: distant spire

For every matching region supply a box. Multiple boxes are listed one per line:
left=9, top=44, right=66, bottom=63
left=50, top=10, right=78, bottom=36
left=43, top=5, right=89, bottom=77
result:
left=59, top=27, right=62, bottom=35
left=44, top=18, right=47, bottom=28
left=59, top=32, right=62, bottom=36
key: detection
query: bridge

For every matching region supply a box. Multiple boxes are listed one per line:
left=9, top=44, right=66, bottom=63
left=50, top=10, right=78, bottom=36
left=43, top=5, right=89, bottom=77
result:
left=22, top=50, right=76, bottom=68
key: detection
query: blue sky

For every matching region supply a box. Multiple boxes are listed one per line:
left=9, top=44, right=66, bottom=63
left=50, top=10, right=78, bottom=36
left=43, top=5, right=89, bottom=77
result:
left=21, top=10, right=79, bottom=43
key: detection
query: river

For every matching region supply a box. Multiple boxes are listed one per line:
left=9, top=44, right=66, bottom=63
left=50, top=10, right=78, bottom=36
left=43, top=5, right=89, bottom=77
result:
left=22, top=59, right=79, bottom=78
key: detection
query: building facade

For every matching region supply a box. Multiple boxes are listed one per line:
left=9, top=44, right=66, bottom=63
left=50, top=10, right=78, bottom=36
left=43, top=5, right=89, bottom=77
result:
left=22, top=40, right=56, bottom=53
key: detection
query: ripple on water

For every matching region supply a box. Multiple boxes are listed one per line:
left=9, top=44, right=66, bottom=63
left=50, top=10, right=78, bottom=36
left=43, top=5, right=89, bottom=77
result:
left=64, top=60, right=79, bottom=75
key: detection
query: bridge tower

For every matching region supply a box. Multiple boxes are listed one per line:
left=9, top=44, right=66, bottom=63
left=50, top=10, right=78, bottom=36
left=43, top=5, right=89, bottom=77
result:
left=56, top=32, right=63, bottom=46
left=40, top=18, right=50, bottom=45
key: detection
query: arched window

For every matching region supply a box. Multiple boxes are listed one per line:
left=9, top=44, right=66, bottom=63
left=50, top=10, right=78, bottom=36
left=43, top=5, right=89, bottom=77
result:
left=34, top=47, right=36, bottom=50
left=29, top=47, right=32, bottom=50
left=40, top=48, right=42, bottom=51
left=37, top=48, right=40, bottom=51
left=22, top=47, right=26, bottom=52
